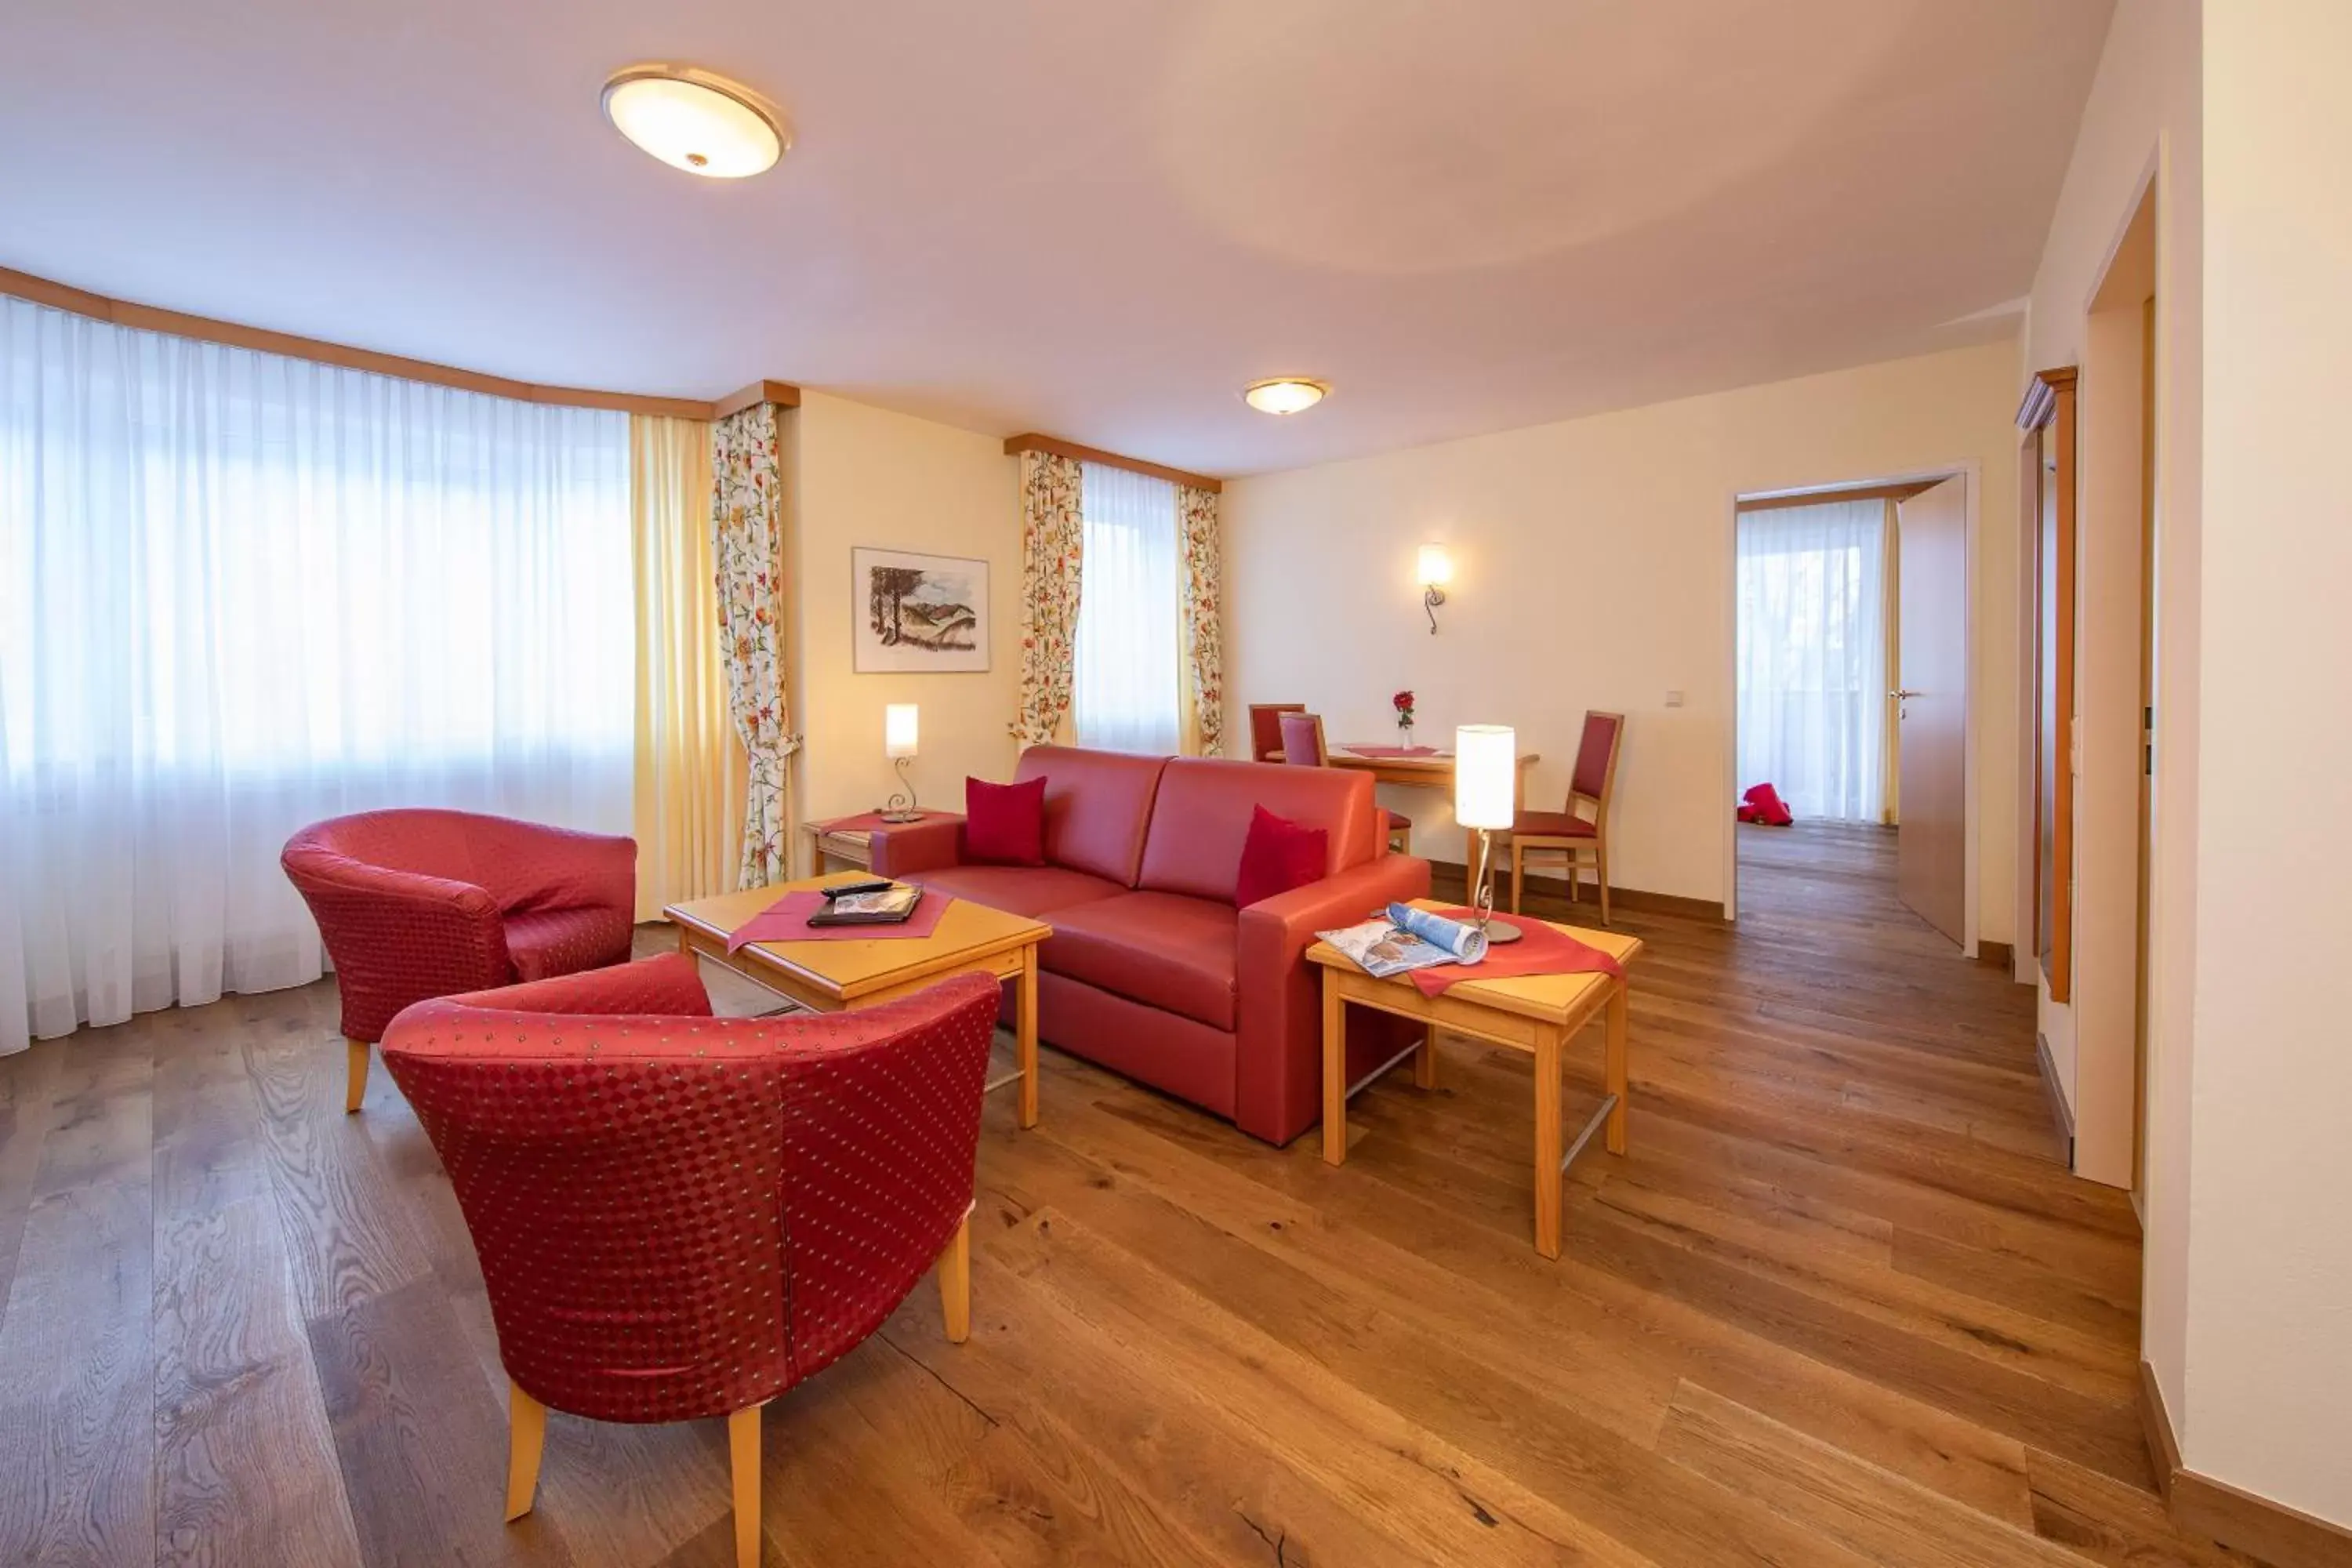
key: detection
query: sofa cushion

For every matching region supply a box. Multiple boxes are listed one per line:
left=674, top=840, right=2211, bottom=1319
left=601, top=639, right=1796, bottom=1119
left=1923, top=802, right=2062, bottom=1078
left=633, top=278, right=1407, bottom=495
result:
left=1234, top=805, right=1328, bottom=908
left=1013, top=746, right=1167, bottom=887
left=1039, top=891, right=1238, bottom=1031
left=965, top=774, right=1047, bottom=865
left=902, top=862, right=1127, bottom=920
left=1135, top=757, right=1379, bottom=904
left=503, top=906, right=633, bottom=983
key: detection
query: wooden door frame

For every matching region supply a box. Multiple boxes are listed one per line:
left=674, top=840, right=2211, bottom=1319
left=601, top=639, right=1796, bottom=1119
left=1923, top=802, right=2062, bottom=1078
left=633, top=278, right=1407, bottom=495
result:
left=1722, top=461, right=1982, bottom=956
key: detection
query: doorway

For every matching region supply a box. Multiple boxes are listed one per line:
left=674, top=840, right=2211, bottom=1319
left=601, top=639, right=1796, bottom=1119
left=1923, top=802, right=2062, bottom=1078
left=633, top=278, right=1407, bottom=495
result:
left=1731, top=474, right=1973, bottom=949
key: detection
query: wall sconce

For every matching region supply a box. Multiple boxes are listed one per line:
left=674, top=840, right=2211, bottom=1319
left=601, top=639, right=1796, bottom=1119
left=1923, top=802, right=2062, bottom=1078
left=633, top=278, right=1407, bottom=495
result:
left=880, top=703, right=923, bottom=821
left=1417, top=543, right=1453, bottom=634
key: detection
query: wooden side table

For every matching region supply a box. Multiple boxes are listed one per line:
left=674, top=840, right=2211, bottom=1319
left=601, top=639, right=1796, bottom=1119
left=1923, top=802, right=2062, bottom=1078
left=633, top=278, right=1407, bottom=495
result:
left=666, top=870, right=1048, bottom=1127
left=800, top=811, right=965, bottom=874
left=1307, top=904, right=1642, bottom=1258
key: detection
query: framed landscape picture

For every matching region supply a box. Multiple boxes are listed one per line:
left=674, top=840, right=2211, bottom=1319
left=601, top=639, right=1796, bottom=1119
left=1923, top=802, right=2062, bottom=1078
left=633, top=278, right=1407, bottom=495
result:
left=851, top=547, right=990, bottom=673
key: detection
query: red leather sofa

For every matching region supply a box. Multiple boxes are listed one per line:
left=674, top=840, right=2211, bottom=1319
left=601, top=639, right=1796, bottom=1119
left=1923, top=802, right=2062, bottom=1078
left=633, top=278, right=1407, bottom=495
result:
left=869, top=746, right=1430, bottom=1145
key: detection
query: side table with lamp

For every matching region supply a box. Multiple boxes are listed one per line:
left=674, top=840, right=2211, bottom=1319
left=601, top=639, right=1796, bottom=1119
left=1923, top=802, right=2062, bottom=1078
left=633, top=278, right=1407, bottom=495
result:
left=1306, top=720, right=1643, bottom=1258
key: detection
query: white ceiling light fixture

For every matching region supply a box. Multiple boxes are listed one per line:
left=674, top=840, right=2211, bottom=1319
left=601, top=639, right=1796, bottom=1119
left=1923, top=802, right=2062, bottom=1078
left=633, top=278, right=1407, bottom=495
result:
left=1243, top=378, right=1329, bottom=416
left=601, top=64, right=790, bottom=179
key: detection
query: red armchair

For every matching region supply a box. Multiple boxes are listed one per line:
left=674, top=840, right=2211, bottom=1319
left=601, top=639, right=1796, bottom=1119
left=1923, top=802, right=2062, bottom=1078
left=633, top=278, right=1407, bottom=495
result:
left=380, top=954, right=999, bottom=1568
left=281, top=808, right=636, bottom=1112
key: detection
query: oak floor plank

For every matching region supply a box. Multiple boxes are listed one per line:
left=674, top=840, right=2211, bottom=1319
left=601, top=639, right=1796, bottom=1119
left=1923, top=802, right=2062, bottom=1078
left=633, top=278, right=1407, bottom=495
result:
left=1655, top=1379, right=2086, bottom=1568
left=2024, top=1448, right=2268, bottom=1568
left=0, top=1040, right=63, bottom=1315
left=307, top=1276, right=575, bottom=1567
left=0, top=1027, right=154, bottom=1568
left=151, top=1001, right=359, bottom=1566
left=243, top=1026, right=435, bottom=1322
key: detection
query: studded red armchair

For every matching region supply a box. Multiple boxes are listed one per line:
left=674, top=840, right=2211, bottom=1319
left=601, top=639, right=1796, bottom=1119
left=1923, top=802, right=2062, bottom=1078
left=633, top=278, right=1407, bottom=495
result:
left=281, top=808, right=637, bottom=1112
left=381, top=954, right=998, bottom=1568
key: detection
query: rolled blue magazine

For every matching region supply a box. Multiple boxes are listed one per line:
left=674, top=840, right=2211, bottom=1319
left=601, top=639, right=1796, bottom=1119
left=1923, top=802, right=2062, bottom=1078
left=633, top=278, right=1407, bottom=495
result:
left=1385, top=902, right=1488, bottom=965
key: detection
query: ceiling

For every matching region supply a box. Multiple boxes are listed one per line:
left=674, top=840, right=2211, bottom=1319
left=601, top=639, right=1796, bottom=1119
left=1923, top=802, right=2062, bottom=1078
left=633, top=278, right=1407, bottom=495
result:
left=0, top=0, right=2114, bottom=477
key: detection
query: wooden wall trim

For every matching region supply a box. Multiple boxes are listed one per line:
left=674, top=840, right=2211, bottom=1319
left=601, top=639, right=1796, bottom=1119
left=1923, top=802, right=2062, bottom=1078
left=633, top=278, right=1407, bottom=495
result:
left=1003, top=432, right=1223, bottom=493
left=712, top=379, right=802, bottom=419
left=1735, top=479, right=1941, bottom=513
left=1432, top=861, right=1727, bottom=923
left=0, top=264, right=793, bottom=421
left=2139, top=1359, right=2183, bottom=1501
left=2140, top=1363, right=2352, bottom=1566
left=2017, top=365, right=2079, bottom=430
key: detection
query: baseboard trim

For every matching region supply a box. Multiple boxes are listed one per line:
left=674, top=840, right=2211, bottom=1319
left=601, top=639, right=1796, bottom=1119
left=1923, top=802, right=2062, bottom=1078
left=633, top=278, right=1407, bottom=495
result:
left=2034, top=1031, right=2076, bottom=1167
left=2139, top=1360, right=2183, bottom=1501
left=2138, top=1359, right=2352, bottom=1566
left=1430, top=861, right=1727, bottom=923
left=1976, top=938, right=2015, bottom=971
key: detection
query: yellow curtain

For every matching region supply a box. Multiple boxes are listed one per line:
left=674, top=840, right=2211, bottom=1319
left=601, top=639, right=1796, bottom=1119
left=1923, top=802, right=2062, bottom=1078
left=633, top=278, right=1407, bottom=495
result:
left=631, top=414, right=742, bottom=918
left=1881, top=497, right=1901, bottom=826
left=1011, top=450, right=1084, bottom=748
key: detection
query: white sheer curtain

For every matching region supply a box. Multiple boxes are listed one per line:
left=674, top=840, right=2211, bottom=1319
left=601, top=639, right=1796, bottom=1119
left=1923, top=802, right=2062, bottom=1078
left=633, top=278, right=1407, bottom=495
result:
left=0, top=296, right=634, bottom=1054
left=1735, top=499, right=1889, bottom=823
left=1073, top=462, right=1181, bottom=754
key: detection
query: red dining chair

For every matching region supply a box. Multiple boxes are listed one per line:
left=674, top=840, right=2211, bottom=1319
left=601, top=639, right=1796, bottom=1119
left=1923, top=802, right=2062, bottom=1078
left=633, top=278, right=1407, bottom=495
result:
left=1247, top=702, right=1306, bottom=762
left=1511, top=710, right=1626, bottom=924
left=1278, top=711, right=1413, bottom=855
left=380, top=954, right=1000, bottom=1568
left=282, top=809, right=636, bottom=1113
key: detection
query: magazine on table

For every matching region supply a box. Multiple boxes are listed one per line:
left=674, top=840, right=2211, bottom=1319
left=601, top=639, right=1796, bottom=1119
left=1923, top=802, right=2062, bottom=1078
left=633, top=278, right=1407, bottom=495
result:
left=1316, top=903, right=1488, bottom=978
left=806, top=883, right=923, bottom=926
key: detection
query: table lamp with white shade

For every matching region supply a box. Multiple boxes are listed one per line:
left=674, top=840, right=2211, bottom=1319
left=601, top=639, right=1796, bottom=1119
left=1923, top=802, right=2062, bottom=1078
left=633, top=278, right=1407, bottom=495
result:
left=880, top=702, right=923, bottom=821
left=1454, top=724, right=1521, bottom=942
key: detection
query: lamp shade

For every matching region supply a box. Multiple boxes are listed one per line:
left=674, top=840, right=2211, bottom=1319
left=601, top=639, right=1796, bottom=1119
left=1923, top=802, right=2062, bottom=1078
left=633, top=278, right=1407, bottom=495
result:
left=884, top=703, right=919, bottom=759
left=1417, top=543, right=1454, bottom=588
left=1454, top=725, right=1516, bottom=830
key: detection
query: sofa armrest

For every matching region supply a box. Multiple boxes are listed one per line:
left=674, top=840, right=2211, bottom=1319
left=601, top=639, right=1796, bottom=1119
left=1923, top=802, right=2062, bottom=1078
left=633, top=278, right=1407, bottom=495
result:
left=1232, top=854, right=1432, bottom=1145
left=869, top=816, right=967, bottom=878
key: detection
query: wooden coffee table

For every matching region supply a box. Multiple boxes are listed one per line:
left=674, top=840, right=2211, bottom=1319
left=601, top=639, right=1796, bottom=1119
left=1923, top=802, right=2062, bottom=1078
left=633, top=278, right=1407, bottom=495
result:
left=1307, top=902, right=1643, bottom=1258
left=665, top=872, right=1051, bottom=1128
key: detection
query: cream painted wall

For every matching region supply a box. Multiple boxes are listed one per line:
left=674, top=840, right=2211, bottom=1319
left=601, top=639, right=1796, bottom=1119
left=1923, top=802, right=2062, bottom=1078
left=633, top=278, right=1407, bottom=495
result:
left=2019, top=0, right=2201, bottom=1439
left=783, top=391, right=1020, bottom=862
left=2185, top=0, right=2352, bottom=1526
left=1224, top=341, right=2022, bottom=935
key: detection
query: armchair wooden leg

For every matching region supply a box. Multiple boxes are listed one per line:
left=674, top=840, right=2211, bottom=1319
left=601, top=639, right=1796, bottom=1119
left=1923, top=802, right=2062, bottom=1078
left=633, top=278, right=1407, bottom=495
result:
left=728, top=1404, right=767, bottom=1568
left=344, top=1037, right=372, bottom=1114
left=1596, top=840, right=1612, bottom=927
left=938, top=1211, right=971, bottom=1344
left=505, top=1381, right=546, bottom=1522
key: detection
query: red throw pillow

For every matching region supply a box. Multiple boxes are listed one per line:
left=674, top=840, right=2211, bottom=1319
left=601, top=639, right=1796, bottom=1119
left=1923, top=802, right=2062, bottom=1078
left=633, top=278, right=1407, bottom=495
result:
left=1235, top=804, right=1328, bottom=907
left=965, top=775, right=1047, bottom=866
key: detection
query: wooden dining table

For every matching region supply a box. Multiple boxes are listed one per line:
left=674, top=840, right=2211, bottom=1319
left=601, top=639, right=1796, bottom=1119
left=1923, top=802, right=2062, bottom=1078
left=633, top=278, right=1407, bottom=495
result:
left=1328, top=746, right=1541, bottom=880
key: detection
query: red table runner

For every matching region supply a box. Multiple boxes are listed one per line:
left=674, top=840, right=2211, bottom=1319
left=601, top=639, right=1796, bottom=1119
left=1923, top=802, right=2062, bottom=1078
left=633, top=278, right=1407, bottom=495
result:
left=1341, top=743, right=1446, bottom=759
left=811, top=810, right=957, bottom=834
left=725, top=888, right=953, bottom=951
left=1405, top=906, right=1624, bottom=996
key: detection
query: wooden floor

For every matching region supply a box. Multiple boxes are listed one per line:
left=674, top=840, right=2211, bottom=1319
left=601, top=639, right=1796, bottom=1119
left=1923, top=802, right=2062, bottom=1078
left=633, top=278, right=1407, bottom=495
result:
left=0, top=822, right=2263, bottom=1566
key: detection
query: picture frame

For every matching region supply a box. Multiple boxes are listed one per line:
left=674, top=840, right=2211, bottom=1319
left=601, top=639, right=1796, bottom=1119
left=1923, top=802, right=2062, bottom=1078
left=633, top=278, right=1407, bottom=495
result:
left=851, top=546, right=990, bottom=673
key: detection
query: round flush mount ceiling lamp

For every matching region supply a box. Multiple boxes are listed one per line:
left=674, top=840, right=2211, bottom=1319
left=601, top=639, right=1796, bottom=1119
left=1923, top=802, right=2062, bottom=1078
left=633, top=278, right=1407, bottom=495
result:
left=601, top=64, right=790, bottom=179
left=1243, top=378, right=1329, bottom=415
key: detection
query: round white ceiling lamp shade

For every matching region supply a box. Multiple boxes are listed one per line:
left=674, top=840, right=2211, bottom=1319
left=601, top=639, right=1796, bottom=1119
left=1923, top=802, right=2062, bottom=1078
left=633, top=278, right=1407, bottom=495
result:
left=601, top=64, right=791, bottom=179
left=1243, top=377, right=1329, bottom=416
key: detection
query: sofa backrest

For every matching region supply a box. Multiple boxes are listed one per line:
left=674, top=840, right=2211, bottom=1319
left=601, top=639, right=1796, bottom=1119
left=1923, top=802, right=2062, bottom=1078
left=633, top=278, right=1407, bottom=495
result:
left=1013, top=746, right=1169, bottom=887
left=1136, top=757, right=1380, bottom=903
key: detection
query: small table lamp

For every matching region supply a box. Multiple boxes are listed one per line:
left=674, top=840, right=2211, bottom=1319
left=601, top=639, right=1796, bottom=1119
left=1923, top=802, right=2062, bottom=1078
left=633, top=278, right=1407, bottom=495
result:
left=1454, top=724, right=1521, bottom=942
left=880, top=702, right=923, bottom=822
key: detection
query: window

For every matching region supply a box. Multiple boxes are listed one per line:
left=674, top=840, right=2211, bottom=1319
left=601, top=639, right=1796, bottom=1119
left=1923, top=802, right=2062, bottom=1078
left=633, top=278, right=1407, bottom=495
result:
left=1072, top=462, right=1181, bottom=753
left=1, top=296, right=633, bottom=1051
left=1734, top=498, right=1889, bottom=822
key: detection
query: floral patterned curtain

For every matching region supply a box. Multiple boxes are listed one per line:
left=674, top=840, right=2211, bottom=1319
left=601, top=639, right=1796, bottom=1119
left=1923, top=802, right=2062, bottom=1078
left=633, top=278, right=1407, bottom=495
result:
left=1176, top=484, right=1225, bottom=756
left=711, top=401, right=799, bottom=885
left=1012, top=450, right=1084, bottom=747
